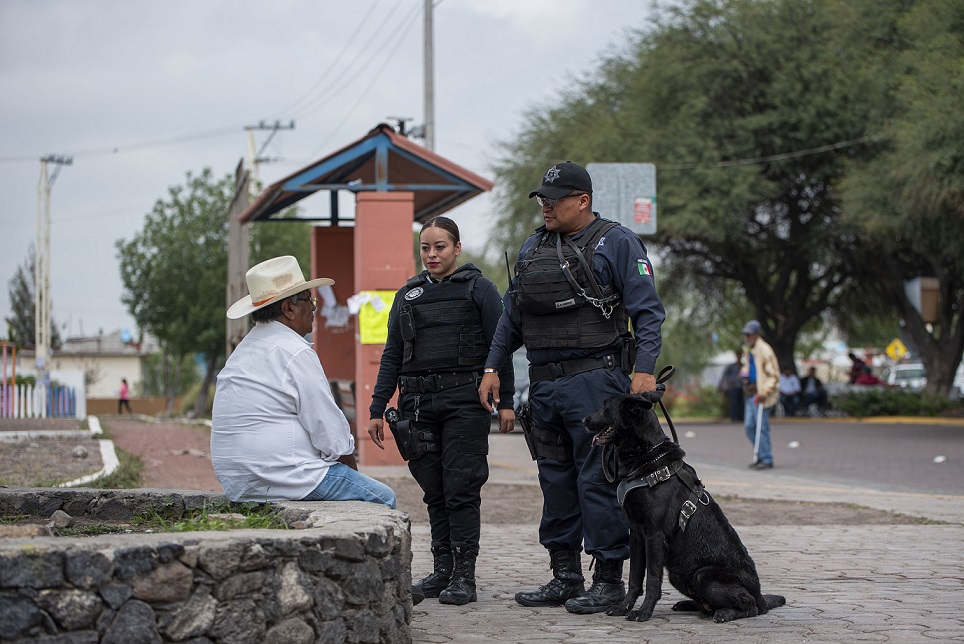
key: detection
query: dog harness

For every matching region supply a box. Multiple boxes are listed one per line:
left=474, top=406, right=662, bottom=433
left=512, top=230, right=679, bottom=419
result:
left=617, top=459, right=710, bottom=533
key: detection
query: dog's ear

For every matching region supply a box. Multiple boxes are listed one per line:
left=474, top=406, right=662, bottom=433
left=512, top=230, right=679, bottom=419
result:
left=617, top=395, right=653, bottom=422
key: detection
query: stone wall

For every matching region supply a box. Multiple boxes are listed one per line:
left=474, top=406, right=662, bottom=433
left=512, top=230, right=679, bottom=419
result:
left=0, top=488, right=414, bottom=643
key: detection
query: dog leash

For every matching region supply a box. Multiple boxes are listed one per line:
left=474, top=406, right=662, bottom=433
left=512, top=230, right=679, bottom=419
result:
left=655, top=365, right=679, bottom=445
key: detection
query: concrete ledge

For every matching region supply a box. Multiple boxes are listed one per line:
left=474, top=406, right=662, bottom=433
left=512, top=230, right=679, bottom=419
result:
left=0, top=488, right=414, bottom=643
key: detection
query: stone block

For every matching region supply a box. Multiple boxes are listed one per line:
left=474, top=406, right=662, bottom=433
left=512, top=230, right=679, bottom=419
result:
left=65, top=550, right=113, bottom=589
left=1, top=551, right=65, bottom=588
left=100, top=600, right=161, bottom=644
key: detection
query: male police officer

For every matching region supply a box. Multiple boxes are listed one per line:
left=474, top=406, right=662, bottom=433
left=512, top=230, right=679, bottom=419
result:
left=480, top=162, right=665, bottom=614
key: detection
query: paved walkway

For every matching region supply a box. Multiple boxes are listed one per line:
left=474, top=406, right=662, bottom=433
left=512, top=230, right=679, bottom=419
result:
left=365, top=428, right=964, bottom=643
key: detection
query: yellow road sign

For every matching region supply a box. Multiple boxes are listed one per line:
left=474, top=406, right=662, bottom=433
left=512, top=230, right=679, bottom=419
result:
left=886, top=338, right=907, bottom=362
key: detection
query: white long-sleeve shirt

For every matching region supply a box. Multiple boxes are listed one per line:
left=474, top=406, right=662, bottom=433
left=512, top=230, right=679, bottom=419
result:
left=211, top=321, right=354, bottom=502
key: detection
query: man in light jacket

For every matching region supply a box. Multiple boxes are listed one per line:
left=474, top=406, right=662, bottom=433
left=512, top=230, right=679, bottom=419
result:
left=742, top=320, right=779, bottom=469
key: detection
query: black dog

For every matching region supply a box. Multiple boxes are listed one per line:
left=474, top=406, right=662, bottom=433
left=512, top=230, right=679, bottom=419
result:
left=586, top=392, right=786, bottom=623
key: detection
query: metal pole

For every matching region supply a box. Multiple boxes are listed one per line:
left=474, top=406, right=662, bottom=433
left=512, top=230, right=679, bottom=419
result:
left=35, top=159, right=50, bottom=413
left=246, top=129, right=258, bottom=197
left=423, top=0, right=435, bottom=150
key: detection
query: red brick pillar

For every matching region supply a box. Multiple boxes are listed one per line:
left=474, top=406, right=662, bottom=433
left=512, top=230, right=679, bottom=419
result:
left=353, top=192, right=415, bottom=465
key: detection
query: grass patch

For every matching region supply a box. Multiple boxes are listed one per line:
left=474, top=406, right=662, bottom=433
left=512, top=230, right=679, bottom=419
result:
left=84, top=446, right=143, bottom=489
left=56, top=524, right=126, bottom=537
left=133, top=500, right=288, bottom=533
left=0, top=514, right=28, bottom=525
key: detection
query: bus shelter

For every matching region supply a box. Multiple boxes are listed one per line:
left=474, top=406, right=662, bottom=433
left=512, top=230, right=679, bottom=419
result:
left=238, top=123, right=493, bottom=464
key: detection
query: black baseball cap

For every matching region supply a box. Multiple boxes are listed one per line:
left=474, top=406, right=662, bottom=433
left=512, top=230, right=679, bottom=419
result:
left=528, top=161, right=593, bottom=199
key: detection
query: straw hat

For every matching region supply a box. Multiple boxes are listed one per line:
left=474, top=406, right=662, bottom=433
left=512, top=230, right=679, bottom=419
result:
left=226, top=256, right=334, bottom=319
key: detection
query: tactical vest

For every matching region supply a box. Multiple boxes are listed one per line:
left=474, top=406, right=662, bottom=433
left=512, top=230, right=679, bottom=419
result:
left=398, top=269, right=488, bottom=374
left=512, top=219, right=629, bottom=350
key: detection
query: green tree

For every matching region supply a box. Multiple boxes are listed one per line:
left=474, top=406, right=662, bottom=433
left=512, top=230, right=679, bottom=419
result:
left=490, top=0, right=902, bottom=373
left=841, top=0, right=964, bottom=396
left=4, top=245, right=62, bottom=350
left=116, top=168, right=235, bottom=415
left=248, top=205, right=311, bottom=267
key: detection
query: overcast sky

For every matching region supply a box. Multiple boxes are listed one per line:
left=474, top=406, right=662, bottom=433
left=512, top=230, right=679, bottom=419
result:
left=0, top=0, right=657, bottom=340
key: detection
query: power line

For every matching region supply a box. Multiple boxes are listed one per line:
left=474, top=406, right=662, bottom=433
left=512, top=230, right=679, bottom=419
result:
left=0, top=126, right=241, bottom=164
left=273, top=0, right=383, bottom=118
left=659, top=135, right=882, bottom=170
left=306, top=1, right=422, bottom=157
left=288, top=1, right=409, bottom=122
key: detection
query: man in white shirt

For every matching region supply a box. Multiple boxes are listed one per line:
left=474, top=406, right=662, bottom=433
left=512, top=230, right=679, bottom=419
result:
left=778, top=367, right=802, bottom=417
left=211, top=256, right=396, bottom=508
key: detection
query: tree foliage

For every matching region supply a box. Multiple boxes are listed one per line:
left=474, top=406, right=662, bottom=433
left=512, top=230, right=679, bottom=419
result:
left=488, top=0, right=963, bottom=393
left=248, top=205, right=311, bottom=268
left=4, top=245, right=62, bottom=350
left=116, top=168, right=235, bottom=413
left=840, top=0, right=964, bottom=395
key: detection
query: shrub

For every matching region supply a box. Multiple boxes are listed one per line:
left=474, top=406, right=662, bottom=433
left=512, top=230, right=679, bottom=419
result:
left=663, top=383, right=726, bottom=418
left=832, top=388, right=955, bottom=418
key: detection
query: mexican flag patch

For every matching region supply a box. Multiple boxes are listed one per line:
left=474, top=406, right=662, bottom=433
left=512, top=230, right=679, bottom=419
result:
left=637, top=259, right=652, bottom=277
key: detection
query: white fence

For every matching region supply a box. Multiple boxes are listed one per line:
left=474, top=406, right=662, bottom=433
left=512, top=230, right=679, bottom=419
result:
left=0, top=383, right=78, bottom=419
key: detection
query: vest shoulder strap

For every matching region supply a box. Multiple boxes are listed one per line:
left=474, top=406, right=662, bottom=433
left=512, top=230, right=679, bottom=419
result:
left=406, top=274, right=428, bottom=289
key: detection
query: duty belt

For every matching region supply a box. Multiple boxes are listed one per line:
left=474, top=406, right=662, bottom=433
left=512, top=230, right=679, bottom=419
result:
left=529, top=352, right=618, bottom=383
left=398, top=371, right=480, bottom=394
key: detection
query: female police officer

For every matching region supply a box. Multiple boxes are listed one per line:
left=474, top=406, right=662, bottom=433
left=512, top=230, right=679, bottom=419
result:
left=368, top=216, right=515, bottom=606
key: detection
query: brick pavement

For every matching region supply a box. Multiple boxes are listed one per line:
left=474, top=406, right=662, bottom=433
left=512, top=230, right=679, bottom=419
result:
left=365, top=428, right=964, bottom=643
left=409, top=524, right=963, bottom=643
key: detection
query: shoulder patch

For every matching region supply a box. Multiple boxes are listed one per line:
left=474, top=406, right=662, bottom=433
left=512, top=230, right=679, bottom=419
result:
left=637, top=259, right=652, bottom=277
left=405, top=287, right=424, bottom=300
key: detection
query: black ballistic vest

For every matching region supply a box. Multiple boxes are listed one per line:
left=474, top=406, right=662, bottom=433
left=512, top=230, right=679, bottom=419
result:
left=512, top=219, right=629, bottom=350
left=399, top=269, right=488, bottom=374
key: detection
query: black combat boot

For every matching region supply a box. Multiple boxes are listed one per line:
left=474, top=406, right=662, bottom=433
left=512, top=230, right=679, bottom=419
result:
left=564, top=557, right=625, bottom=614
left=438, top=545, right=477, bottom=605
left=514, top=550, right=585, bottom=607
left=411, top=586, right=425, bottom=606
left=413, top=547, right=453, bottom=599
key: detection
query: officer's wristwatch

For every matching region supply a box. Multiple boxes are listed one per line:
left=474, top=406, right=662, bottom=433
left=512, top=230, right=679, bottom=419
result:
left=484, top=368, right=497, bottom=374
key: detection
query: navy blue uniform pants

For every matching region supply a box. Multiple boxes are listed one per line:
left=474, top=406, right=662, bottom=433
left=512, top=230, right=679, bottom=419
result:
left=401, top=380, right=490, bottom=555
left=528, top=367, right=631, bottom=562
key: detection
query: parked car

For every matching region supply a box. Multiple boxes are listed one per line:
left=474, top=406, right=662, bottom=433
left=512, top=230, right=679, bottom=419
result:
left=512, top=348, right=530, bottom=408
left=881, top=362, right=927, bottom=389
left=488, top=349, right=530, bottom=417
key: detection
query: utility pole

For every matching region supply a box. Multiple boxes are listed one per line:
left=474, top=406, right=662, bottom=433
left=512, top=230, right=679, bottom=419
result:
left=244, top=120, right=295, bottom=196
left=35, top=155, right=71, bottom=412
left=423, top=0, right=435, bottom=150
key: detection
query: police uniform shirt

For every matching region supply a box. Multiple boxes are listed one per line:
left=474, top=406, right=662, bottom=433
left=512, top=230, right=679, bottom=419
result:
left=486, top=214, right=665, bottom=374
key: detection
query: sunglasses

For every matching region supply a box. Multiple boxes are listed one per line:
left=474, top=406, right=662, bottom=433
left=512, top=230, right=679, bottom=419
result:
left=296, top=296, right=318, bottom=310
left=535, top=193, right=586, bottom=208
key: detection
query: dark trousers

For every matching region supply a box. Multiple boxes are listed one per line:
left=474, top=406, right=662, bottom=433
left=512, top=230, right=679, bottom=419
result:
left=402, top=381, right=489, bottom=555
left=528, top=367, right=630, bottom=561
left=780, top=393, right=800, bottom=417
left=801, top=390, right=828, bottom=411
left=118, top=398, right=132, bottom=414
left=726, top=386, right=744, bottom=421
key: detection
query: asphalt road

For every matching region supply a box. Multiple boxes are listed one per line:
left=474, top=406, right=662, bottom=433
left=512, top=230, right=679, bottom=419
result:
left=655, top=418, right=964, bottom=496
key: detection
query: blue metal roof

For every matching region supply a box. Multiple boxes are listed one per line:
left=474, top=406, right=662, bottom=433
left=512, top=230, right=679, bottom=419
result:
left=240, top=123, right=493, bottom=225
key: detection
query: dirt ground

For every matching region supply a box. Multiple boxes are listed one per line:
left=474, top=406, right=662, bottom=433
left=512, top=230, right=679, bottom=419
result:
left=0, top=436, right=104, bottom=487
left=0, top=417, right=926, bottom=527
